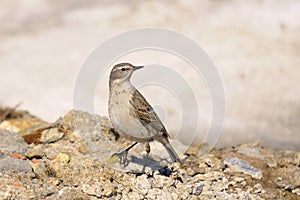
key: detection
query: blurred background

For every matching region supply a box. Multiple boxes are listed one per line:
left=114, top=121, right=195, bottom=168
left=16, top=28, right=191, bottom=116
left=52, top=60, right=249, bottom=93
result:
left=0, top=0, right=299, bottom=150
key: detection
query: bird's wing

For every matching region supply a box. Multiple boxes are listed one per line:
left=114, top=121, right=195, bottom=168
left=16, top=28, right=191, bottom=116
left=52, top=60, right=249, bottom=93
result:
left=130, top=89, right=168, bottom=135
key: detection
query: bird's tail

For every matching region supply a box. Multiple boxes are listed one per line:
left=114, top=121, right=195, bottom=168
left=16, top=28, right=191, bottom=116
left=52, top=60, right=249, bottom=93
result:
left=160, top=136, right=183, bottom=165
left=164, top=142, right=183, bottom=164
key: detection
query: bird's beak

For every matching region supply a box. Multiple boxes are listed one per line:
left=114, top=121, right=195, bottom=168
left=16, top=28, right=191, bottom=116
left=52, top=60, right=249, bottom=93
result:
left=133, top=65, right=144, bottom=70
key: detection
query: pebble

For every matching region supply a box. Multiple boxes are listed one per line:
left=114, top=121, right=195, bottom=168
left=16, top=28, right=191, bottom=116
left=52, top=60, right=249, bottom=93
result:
left=126, top=191, right=143, bottom=200
left=237, top=146, right=264, bottom=160
left=234, top=177, right=245, bottom=183
left=31, top=162, right=48, bottom=179
left=186, top=167, right=197, bottom=176
left=58, top=187, right=89, bottom=199
left=224, top=157, right=263, bottom=179
left=161, top=188, right=174, bottom=200
left=49, top=153, right=70, bottom=179
left=253, top=183, right=265, bottom=194
left=101, top=182, right=116, bottom=197
left=193, top=184, right=203, bottom=196
left=146, top=188, right=162, bottom=199
left=25, top=145, right=45, bottom=158
left=134, top=174, right=152, bottom=195
left=267, top=160, right=277, bottom=168
left=292, top=188, right=300, bottom=196
left=0, top=157, right=31, bottom=172
left=81, top=181, right=102, bottom=198
left=275, top=167, right=300, bottom=191
left=55, top=153, right=70, bottom=164
left=153, top=171, right=174, bottom=188
left=0, top=129, right=28, bottom=159
left=40, top=128, right=64, bottom=143
left=48, top=177, right=60, bottom=186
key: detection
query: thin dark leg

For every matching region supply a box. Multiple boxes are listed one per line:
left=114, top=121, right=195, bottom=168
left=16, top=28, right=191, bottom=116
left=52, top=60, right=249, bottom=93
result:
left=125, top=142, right=138, bottom=152
left=121, top=142, right=138, bottom=165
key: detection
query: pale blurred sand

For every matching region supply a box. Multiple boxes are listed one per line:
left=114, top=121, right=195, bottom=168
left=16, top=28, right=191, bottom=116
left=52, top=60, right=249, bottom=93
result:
left=0, top=0, right=299, bottom=150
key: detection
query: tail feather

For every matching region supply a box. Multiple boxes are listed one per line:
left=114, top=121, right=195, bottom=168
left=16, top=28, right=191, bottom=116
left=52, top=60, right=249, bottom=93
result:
left=161, top=139, right=183, bottom=165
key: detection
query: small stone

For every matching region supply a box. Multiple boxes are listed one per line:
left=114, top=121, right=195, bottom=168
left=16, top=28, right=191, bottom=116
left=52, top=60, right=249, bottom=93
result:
left=101, top=183, right=116, bottom=197
left=253, top=183, right=265, bottom=193
left=78, top=142, right=89, bottom=154
left=146, top=188, right=162, bottom=199
left=50, top=153, right=70, bottom=178
left=234, top=188, right=243, bottom=194
left=237, top=146, right=264, bottom=160
left=25, top=145, right=45, bottom=158
left=127, top=191, right=143, bottom=199
left=198, top=167, right=206, bottom=174
left=224, top=157, right=263, bottom=179
left=153, top=171, right=174, bottom=189
left=134, top=174, right=151, bottom=195
left=0, top=157, right=31, bottom=172
left=56, top=153, right=70, bottom=164
left=40, top=128, right=64, bottom=143
left=161, top=188, right=174, bottom=200
left=193, top=184, right=203, bottom=196
left=186, top=167, right=196, bottom=176
left=170, top=192, right=179, bottom=199
left=81, top=182, right=102, bottom=198
left=292, top=188, right=300, bottom=196
left=31, top=162, right=48, bottom=179
left=277, top=157, right=294, bottom=167
left=180, top=190, right=190, bottom=199
left=234, top=177, right=245, bottom=183
left=0, top=129, right=28, bottom=159
left=184, top=184, right=193, bottom=195
left=58, top=187, right=89, bottom=199
left=275, top=167, right=300, bottom=191
left=215, top=191, right=232, bottom=199
left=48, top=177, right=60, bottom=186
left=267, top=160, right=277, bottom=168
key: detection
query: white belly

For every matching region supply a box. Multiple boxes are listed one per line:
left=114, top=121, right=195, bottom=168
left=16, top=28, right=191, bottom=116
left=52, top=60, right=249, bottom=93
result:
left=109, top=86, right=151, bottom=141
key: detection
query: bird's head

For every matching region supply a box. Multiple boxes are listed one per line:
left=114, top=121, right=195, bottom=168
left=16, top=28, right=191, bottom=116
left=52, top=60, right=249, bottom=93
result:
left=109, top=63, right=143, bottom=85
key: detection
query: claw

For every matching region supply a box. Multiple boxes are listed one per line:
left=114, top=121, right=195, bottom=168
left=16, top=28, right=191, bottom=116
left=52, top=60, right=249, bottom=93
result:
left=109, top=149, right=129, bottom=167
left=107, top=154, right=119, bottom=163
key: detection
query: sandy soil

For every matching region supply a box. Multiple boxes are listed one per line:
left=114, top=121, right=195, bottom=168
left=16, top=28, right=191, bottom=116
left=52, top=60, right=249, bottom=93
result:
left=0, top=0, right=299, bottom=150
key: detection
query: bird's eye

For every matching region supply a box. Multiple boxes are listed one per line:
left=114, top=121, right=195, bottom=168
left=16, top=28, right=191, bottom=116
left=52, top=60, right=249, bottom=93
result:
left=121, top=68, right=126, bottom=71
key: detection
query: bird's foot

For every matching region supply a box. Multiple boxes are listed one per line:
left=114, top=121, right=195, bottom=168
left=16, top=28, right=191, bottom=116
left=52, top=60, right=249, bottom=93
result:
left=109, top=142, right=138, bottom=167
left=110, top=149, right=129, bottom=167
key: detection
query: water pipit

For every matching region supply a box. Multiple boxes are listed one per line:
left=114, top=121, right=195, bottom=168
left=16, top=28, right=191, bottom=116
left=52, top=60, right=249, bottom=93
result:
left=108, top=63, right=183, bottom=171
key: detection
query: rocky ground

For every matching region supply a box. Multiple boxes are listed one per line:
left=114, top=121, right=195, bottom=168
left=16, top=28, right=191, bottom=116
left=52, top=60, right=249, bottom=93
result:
left=0, top=106, right=299, bottom=200
left=1, top=0, right=300, bottom=151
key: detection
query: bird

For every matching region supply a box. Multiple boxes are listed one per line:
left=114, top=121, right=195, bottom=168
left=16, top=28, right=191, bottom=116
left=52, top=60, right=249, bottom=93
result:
left=108, top=63, right=183, bottom=170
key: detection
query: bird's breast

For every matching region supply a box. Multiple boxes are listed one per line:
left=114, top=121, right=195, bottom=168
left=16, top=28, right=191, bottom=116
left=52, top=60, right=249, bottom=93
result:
left=109, top=85, right=151, bottom=140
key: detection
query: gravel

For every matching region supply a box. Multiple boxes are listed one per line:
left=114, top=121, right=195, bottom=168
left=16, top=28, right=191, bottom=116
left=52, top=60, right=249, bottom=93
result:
left=0, top=109, right=299, bottom=199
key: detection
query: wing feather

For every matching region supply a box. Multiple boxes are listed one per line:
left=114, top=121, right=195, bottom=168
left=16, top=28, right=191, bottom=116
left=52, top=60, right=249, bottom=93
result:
left=130, top=89, right=168, bottom=135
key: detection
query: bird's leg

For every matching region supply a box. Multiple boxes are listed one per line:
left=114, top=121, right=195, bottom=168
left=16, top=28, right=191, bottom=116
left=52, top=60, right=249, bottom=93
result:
left=121, top=142, right=138, bottom=165
left=111, top=142, right=138, bottom=167
left=141, top=142, right=151, bottom=173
